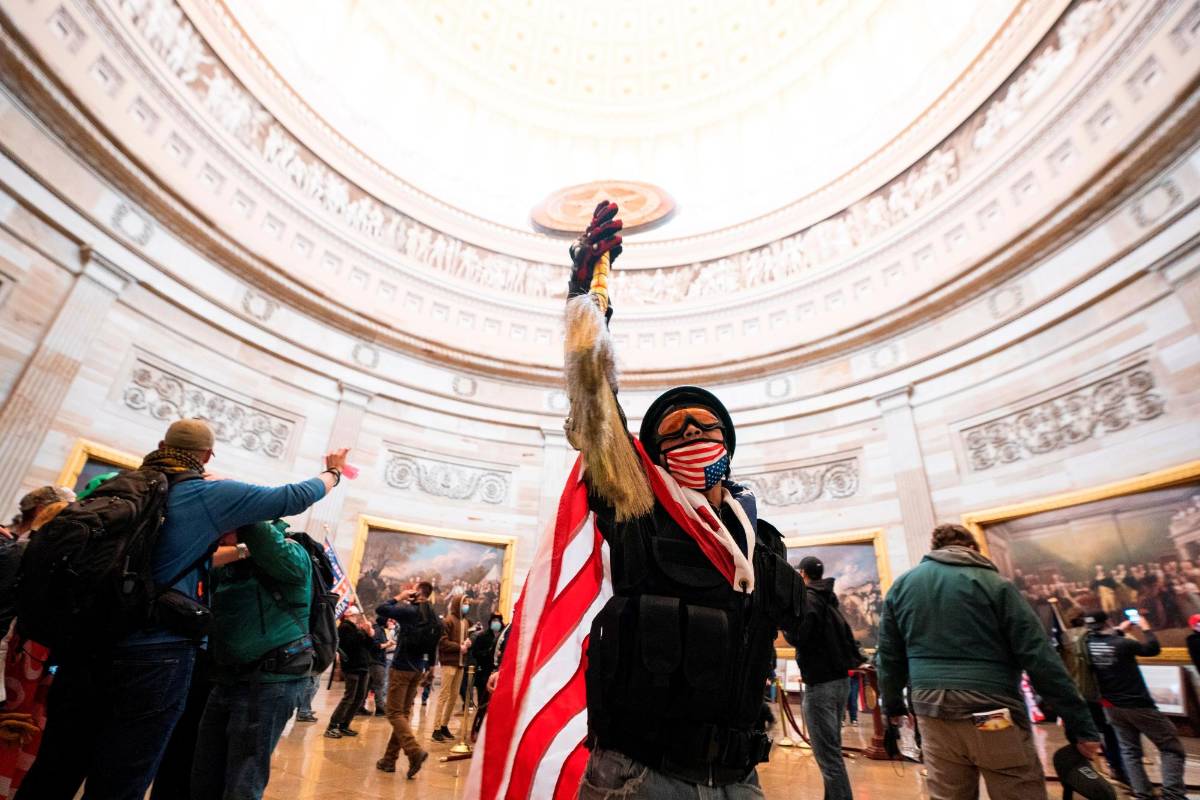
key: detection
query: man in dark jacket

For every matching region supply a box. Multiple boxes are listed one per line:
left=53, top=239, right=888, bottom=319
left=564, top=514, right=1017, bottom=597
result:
left=1086, top=611, right=1185, bottom=800
left=375, top=582, right=436, bottom=779
left=189, top=520, right=316, bottom=800
left=327, top=613, right=373, bottom=738
left=877, top=524, right=1100, bottom=800
left=784, top=556, right=863, bottom=800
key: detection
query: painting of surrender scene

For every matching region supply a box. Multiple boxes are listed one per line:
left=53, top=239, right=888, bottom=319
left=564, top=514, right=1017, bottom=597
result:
left=783, top=532, right=887, bottom=651
left=352, top=520, right=515, bottom=628
left=975, top=482, right=1200, bottom=650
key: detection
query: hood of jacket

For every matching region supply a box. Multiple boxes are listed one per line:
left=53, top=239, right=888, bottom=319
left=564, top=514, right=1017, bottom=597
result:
left=806, top=577, right=838, bottom=605
left=923, top=545, right=997, bottom=571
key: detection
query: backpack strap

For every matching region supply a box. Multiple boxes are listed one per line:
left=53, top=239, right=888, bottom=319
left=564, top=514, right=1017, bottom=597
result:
left=157, top=541, right=220, bottom=597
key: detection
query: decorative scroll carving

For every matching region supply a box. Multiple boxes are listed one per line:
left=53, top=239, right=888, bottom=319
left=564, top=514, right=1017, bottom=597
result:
left=112, top=201, right=153, bottom=246
left=739, top=458, right=860, bottom=507
left=119, top=0, right=1128, bottom=305
left=122, top=360, right=295, bottom=458
left=962, top=362, right=1165, bottom=471
left=383, top=452, right=509, bottom=505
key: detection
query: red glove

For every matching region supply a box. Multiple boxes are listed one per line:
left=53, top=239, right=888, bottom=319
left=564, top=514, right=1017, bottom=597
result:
left=568, top=201, right=623, bottom=297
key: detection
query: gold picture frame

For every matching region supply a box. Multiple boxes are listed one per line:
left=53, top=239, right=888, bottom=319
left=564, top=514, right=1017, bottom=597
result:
left=57, top=438, right=141, bottom=493
left=350, top=515, right=517, bottom=624
left=777, top=528, right=891, bottom=659
left=963, top=460, right=1200, bottom=663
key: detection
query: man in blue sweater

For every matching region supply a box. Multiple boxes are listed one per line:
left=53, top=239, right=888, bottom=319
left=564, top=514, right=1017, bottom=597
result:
left=17, top=418, right=347, bottom=800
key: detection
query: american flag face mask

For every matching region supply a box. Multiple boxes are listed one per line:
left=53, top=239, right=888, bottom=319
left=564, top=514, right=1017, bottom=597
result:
left=661, top=439, right=730, bottom=490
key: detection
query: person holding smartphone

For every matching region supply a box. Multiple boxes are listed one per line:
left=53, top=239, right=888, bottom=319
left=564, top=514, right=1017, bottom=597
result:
left=1084, top=610, right=1186, bottom=800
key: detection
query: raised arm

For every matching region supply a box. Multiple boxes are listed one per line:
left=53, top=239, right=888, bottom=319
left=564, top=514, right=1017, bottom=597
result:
left=563, top=201, right=653, bottom=521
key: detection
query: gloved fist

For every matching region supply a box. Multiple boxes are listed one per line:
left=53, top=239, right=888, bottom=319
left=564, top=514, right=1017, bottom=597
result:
left=0, top=713, right=40, bottom=747
left=568, top=200, right=623, bottom=297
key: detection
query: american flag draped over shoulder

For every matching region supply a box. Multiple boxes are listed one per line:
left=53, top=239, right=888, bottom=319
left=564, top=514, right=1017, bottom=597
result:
left=322, top=538, right=355, bottom=618
left=465, top=439, right=747, bottom=800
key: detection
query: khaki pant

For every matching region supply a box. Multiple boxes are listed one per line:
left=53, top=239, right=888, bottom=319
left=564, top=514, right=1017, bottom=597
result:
left=435, top=665, right=463, bottom=729
left=918, top=715, right=1047, bottom=800
left=381, top=669, right=425, bottom=766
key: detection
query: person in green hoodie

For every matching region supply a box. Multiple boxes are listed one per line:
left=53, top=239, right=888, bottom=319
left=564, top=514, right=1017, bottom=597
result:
left=189, top=520, right=314, bottom=800
left=877, top=523, right=1101, bottom=800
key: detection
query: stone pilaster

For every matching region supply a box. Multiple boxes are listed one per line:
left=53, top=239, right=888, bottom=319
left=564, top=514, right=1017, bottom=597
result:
left=0, top=246, right=131, bottom=508
left=304, top=382, right=372, bottom=545
left=876, top=386, right=938, bottom=564
left=536, top=424, right=575, bottom=537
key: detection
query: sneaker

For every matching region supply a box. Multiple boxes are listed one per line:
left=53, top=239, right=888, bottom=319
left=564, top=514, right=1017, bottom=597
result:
left=406, top=750, right=429, bottom=779
left=356, top=707, right=371, bottom=716
left=338, top=726, right=359, bottom=737
left=375, top=708, right=387, bottom=717
left=376, top=759, right=396, bottom=773
left=431, top=729, right=448, bottom=743
left=437, top=725, right=453, bottom=740
left=324, top=728, right=342, bottom=739
left=295, top=712, right=318, bottom=722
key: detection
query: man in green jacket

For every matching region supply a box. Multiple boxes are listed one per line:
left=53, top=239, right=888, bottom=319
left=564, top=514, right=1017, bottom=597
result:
left=190, top=520, right=314, bottom=800
left=877, top=523, right=1101, bottom=800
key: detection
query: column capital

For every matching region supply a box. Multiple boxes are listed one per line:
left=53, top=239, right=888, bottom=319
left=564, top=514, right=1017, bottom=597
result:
left=338, top=382, right=374, bottom=407
left=874, top=385, right=913, bottom=413
left=79, top=245, right=134, bottom=296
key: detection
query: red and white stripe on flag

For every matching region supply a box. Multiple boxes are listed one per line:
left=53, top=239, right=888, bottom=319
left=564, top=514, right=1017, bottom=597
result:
left=466, top=455, right=608, bottom=800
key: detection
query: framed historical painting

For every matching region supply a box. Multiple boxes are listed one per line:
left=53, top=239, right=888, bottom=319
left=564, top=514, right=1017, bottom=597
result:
left=963, top=460, right=1200, bottom=662
left=776, top=529, right=891, bottom=659
left=349, top=516, right=516, bottom=628
left=56, top=438, right=141, bottom=495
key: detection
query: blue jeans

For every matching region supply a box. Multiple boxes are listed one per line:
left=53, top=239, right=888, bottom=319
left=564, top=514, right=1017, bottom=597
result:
left=16, top=642, right=197, bottom=800
left=803, top=678, right=854, bottom=800
left=296, top=674, right=318, bottom=716
left=191, top=678, right=306, bottom=800
left=846, top=673, right=860, bottom=723
left=577, top=749, right=764, bottom=799
left=1104, top=706, right=1187, bottom=800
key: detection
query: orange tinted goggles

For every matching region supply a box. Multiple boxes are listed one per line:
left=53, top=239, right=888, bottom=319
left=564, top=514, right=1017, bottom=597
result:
left=655, top=406, right=724, bottom=440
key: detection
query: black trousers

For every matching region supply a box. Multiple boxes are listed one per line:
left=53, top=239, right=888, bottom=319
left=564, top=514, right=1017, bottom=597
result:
left=329, top=671, right=369, bottom=728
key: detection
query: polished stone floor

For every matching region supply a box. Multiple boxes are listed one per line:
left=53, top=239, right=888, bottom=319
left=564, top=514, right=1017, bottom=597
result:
left=263, top=684, right=1198, bottom=799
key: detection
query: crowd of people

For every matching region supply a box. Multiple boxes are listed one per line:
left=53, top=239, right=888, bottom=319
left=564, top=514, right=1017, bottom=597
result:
left=0, top=422, right=1192, bottom=800
left=0, top=418, right=350, bottom=799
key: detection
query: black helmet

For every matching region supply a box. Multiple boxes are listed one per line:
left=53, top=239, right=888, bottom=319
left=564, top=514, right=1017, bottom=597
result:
left=639, top=386, right=735, bottom=464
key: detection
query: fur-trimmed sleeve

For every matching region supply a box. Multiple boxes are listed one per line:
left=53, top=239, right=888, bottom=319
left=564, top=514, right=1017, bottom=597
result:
left=563, top=295, right=653, bottom=521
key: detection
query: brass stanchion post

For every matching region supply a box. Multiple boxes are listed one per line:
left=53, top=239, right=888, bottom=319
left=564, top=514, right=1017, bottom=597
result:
left=774, top=679, right=795, bottom=748
left=444, top=665, right=476, bottom=761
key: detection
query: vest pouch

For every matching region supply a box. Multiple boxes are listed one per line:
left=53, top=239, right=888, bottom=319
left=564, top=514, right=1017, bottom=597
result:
left=651, top=533, right=726, bottom=590
left=683, top=604, right=729, bottom=691
left=638, top=595, right=681, bottom=681
left=588, top=597, right=627, bottom=679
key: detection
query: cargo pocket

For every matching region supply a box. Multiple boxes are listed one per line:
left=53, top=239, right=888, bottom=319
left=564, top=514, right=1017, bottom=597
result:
left=974, top=723, right=1031, bottom=771
left=638, top=595, right=681, bottom=681
left=683, top=604, right=728, bottom=691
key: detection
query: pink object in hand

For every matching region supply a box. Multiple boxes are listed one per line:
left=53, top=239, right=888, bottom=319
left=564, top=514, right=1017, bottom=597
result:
left=341, top=463, right=359, bottom=480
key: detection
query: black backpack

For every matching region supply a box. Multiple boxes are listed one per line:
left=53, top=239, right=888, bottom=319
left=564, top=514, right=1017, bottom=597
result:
left=264, top=530, right=339, bottom=676
left=398, top=601, right=442, bottom=663
left=15, top=469, right=200, bottom=653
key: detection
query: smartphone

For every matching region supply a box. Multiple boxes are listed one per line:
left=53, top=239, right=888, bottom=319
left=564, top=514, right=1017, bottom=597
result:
left=1124, top=608, right=1142, bottom=625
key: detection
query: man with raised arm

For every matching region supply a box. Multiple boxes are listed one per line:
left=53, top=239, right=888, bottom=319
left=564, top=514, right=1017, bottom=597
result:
left=564, top=201, right=806, bottom=799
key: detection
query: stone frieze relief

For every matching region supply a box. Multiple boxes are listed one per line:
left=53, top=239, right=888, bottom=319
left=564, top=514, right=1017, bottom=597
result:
left=114, top=0, right=1128, bottom=305
left=961, top=361, right=1165, bottom=471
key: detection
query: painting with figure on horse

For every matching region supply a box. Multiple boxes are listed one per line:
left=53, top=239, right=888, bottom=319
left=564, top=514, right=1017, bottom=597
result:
left=786, top=541, right=884, bottom=650
left=355, top=526, right=507, bottom=628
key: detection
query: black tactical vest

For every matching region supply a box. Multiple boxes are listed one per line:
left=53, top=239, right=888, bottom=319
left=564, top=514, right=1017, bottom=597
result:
left=584, top=489, right=805, bottom=785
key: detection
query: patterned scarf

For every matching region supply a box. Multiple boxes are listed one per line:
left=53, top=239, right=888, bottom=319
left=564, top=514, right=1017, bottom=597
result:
left=141, top=447, right=206, bottom=475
